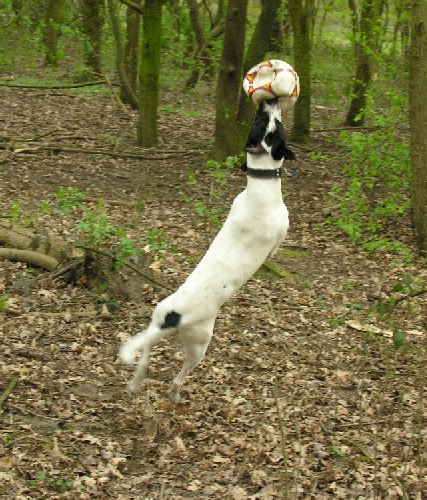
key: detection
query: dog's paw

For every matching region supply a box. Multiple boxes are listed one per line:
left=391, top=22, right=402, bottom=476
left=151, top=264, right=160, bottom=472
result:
left=127, top=377, right=140, bottom=395
left=165, top=386, right=180, bottom=405
left=119, top=342, right=136, bottom=365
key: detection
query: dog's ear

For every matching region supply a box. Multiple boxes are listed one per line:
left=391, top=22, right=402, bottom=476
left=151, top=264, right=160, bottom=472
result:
left=283, top=147, right=296, bottom=161
left=269, top=119, right=296, bottom=161
left=245, top=104, right=269, bottom=153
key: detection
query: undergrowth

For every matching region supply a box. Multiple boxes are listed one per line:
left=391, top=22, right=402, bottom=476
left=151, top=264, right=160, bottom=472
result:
left=326, top=91, right=411, bottom=254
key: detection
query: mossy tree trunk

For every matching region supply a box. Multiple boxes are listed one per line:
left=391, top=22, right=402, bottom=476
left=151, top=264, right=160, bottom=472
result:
left=409, top=0, right=427, bottom=254
left=288, top=0, right=315, bottom=142
left=137, top=0, right=163, bottom=147
left=106, top=0, right=138, bottom=109
left=124, top=1, right=141, bottom=95
left=211, top=0, right=248, bottom=161
left=344, top=0, right=381, bottom=126
left=44, top=0, right=64, bottom=67
left=81, top=0, right=105, bottom=76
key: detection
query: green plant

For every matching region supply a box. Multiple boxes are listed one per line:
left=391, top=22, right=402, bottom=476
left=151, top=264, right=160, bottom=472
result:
left=55, top=187, right=86, bottom=212
left=194, top=202, right=223, bottom=227
left=204, top=155, right=239, bottom=191
left=115, top=228, right=143, bottom=268
left=76, top=201, right=115, bottom=247
left=376, top=272, right=426, bottom=316
left=39, top=199, right=52, bottom=212
left=143, top=228, right=176, bottom=257
left=35, top=471, right=83, bottom=492
left=0, top=293, right=8, bottom=312
left=1, top=198, right=33, bottom=224
left=52, top=188, right=154, bottom=266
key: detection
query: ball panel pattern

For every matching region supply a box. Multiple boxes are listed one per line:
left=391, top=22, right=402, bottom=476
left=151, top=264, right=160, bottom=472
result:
left=243, top=60, right=299, bottom=113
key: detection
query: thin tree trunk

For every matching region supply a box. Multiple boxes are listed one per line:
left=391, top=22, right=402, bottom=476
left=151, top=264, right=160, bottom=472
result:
left=184, top=0, right=224, bottom=89
left=137, top=0, right=163, bottom=147
left=409, top=0, right=427, bottom=254
left=81, top=0, right=105, bottom=75
left=107, top=0, right=138, bottom=109
left=124, top=1, right=141, bottom=95
left=344, top=0, right=381, bottom=126
left=211, top=0, right=248, bottom=160
left=289, top=0, right=315, bottom=142
left=44, top=0, right=63, bottom=67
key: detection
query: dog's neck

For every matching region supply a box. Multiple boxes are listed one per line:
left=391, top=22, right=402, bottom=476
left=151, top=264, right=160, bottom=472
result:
left=245, top=152, right=284, bottom=175
left=244, top=152, right=284, bottom=210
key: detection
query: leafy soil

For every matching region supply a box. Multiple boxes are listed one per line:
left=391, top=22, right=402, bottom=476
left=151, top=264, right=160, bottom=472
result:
left=0, top=81, right=426, bottom=500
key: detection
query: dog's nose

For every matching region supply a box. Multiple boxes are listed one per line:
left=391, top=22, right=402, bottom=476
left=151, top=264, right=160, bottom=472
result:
left=245, top=144, right=266, bottom=155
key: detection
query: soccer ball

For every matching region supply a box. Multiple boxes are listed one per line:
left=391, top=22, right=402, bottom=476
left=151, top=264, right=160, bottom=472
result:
left=243, top=59, right=300, bottom=113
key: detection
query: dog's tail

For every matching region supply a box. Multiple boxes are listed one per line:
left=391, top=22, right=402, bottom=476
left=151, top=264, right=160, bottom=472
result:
left=120, top=302, right=182, bottom=363
left=120, top=326, right=171, bottom=363
left=120, top=332, right=150, bottom=364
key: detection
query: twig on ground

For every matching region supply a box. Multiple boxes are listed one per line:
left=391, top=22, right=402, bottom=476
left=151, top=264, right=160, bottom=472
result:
left=0, top=377, right=18, bottom=413
left=388, top=472, right=409, bottom=500
left=0, top=129, right=59, bottom=143
left=274, top=364, right=290, bottom=500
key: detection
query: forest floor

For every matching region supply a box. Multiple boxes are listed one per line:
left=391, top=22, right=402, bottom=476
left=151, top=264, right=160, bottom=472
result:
left=0, top=78, right=426, bottom=500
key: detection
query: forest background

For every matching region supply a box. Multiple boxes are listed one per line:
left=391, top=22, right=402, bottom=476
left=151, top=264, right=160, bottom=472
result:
left=0, top=0, right=427, bottom=499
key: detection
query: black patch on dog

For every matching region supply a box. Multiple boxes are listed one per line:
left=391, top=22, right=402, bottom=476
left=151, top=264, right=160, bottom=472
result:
left=244, top=100, right=295, bottom=161
left=161, top=311, right=181, bottom=329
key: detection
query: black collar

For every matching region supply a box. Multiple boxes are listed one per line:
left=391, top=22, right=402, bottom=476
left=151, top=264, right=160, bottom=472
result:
left=245, top=167, right=283, bottom=178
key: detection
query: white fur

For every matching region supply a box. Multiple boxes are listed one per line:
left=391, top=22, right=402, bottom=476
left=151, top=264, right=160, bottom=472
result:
left=120, top=100, right=290, bottom=404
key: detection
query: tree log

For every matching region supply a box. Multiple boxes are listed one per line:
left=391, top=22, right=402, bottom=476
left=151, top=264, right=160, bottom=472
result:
left=0, top=248, right=59, bottom=271
left=0, top=220, right=83, bottom=262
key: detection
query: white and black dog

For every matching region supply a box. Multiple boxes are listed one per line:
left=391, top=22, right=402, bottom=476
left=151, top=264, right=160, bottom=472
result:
left=120, top=98, right=295, bottom=404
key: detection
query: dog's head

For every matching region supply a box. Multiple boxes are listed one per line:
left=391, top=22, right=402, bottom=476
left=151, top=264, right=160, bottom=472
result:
left=244, top=98, right=295, bottom=162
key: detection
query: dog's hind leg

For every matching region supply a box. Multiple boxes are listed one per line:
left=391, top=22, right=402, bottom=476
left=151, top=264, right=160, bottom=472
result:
left=166, top=322, right=214, bottom=404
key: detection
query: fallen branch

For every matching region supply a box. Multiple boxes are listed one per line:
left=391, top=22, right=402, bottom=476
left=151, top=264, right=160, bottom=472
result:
left=12, top=144, right=207, bottom=159
left=0, top=80, right=108, bottom=89
left=102, top=72, right=130, bottom=116
left=3, top=308, right=147, bottom=321
left=0, top=377, right=18, bottom=413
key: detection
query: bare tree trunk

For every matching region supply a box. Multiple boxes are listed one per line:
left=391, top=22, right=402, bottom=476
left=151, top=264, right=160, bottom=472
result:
left=44, top=0, right=63, bottom=67
left=184, top=0, right=225, bottom=89
left=289, top=0, right=315, bottom=142
left=124, top=1, right=141, bottom=94
left=81, top=0, right=105, bottom=75
left=107, top=0, right=138, bottom=109
left=344, top=0, right=381, bottom=126
left=137, top=0, right=163, bottom=147
left=409, top=0, right=427, bottom=254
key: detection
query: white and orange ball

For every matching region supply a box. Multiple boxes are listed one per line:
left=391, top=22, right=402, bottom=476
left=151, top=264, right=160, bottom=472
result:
left=243, top=59, right=300, bottom=113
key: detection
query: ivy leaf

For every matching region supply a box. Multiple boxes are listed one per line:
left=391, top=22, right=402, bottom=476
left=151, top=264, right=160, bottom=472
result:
left=331, top=445, right=348, bottom=459
left=392, top=330, right=406, bottom=350
left=402, top=273, right=412, bottom=287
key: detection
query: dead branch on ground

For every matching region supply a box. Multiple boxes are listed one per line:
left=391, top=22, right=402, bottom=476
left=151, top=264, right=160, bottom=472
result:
left=10, top=144, right=207, bottom=159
